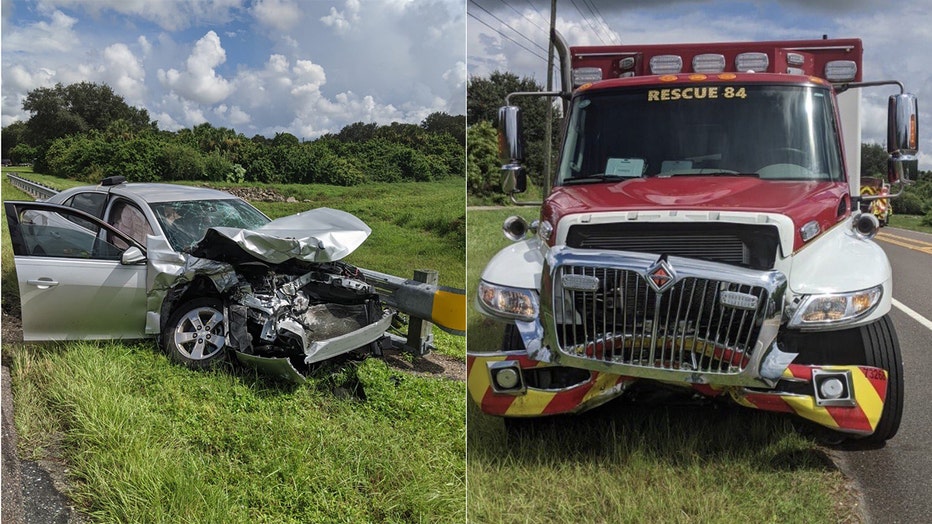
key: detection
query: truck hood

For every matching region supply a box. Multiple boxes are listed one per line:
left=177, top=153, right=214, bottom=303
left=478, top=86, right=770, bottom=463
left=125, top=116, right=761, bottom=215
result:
left=545, top=177, right=849, bottom=250
left=190, top=207, right=371, bottom=264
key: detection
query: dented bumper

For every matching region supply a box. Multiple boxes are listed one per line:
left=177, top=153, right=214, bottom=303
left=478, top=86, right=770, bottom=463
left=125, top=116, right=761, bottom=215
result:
left=467, top=351, right=632, bottom=416
left=733, top=363, right=889, bottom=436
left=469, top=351, right=889, bottom=436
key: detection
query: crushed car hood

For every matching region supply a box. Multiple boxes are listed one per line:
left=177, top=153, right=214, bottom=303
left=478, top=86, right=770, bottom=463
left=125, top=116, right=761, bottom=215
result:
left=190, top=207, right=372, bottom=264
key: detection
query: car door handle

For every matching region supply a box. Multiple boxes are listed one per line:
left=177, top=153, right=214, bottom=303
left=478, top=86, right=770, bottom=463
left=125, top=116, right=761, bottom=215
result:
left=27, top=278, right=59, bottom=289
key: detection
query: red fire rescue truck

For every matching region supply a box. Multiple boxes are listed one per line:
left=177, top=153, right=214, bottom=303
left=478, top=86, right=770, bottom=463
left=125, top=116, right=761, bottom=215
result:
left=468, top=33, right=918, bottom=444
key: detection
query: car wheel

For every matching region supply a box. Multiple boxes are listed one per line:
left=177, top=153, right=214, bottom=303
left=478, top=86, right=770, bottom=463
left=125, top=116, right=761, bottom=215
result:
left=855, top=314, right=904, bottom=445
left=162, top=298, right=228, bottom=369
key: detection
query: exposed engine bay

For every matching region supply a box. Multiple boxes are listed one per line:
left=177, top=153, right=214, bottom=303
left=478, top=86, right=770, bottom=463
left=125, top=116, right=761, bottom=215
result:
left=226, top=260, right=390, bottom=363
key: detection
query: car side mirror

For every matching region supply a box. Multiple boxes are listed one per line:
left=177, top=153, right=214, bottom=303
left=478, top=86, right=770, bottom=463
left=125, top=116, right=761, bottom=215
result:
left=498, top=105, right=526, bottom=194
left=121, top=246, right=146, bottom=265
left=887, top=93, right=919, bottom=184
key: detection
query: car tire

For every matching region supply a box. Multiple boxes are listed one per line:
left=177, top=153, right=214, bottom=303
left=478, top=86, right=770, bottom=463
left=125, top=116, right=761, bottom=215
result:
left=162, top=298, right=228, bottom=369
left=855, top=314, right=904, bottom=445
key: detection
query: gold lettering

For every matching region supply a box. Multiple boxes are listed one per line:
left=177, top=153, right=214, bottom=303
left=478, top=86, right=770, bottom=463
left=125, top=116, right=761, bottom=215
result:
left=647, top=90, right=659, bottom=101
left=681, top=88, right=692, bottom=100
left=660, top=89, right=670, bottom=101
left=708, top=87, right=719, bottom=98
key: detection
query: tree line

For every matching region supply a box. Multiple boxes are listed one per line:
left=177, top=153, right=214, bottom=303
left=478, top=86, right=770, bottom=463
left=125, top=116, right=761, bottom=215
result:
left=1, top=82, right=465, bottom=186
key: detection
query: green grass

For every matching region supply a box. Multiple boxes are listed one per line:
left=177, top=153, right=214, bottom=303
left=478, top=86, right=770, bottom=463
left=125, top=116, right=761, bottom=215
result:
left=2, top=172, right=465, bottom=522
left=889, top=213, right=932, bottom=234
left=465, top=208, right=858, bottom=524
left=10, top=343, right=464, bottom=523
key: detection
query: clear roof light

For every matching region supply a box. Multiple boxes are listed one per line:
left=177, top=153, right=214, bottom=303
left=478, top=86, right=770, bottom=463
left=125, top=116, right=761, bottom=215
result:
left=787, top=67, right=805, bottom=75
left=735, top=52, right=769, bottom=72
left=825, top=60, right=857, bottom=82
left=786, top=52, right=806, bottom=66
left=619, top=71, right=636, bottom=78
left=649, top=55, right=683, bottom=75
left=572, top=67, right=603, bottom=86
left=693, top=53, right=726, bottom=73
left=618, top=57, right=636, bottom=70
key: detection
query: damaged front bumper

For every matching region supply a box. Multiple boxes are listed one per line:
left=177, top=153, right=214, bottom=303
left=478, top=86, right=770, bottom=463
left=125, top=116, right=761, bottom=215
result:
left=234, top=307, right=395, bottom=383
left=467, top=351, right=890, bottom=436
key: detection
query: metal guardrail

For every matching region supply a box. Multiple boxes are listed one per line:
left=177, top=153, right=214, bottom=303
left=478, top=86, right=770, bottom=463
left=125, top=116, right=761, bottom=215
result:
left=5, top=173, right=59, bottom=200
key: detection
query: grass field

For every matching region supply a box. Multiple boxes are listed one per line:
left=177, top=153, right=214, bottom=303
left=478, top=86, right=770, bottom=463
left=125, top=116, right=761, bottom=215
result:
left=2, top=170, right=466, bottom=523
left=465, top=207, right=859, bottom=524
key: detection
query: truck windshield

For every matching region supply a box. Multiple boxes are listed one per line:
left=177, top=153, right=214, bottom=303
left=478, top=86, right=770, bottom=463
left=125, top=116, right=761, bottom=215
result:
left=557, top=84, right=844, bottom=184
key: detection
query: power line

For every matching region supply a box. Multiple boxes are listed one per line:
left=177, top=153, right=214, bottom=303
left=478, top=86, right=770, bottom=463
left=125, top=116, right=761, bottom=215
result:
left=569, top=0, right=606, bottom=44
left=582, top=0, right=619, bottom=43
left=470, top=0, right=549, bottom=55
left=499, top=0, right=549, bottom=34
left=467, top=10, right=550, bottom=64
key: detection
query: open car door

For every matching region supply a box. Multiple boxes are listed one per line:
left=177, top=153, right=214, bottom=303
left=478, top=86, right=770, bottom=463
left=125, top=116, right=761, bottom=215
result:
left=4, top=201, right=149, bottom=341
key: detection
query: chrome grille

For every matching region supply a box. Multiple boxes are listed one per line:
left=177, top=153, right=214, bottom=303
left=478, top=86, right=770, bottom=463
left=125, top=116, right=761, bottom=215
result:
left=565, top=222, right=780, bottom=270
left=553, top=264, right=769, bottom=375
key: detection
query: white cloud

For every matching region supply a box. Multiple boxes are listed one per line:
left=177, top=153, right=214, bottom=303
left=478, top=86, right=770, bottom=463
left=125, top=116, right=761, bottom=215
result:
left=251, top=0, right=303, bottom=32
left=102, top=43, right=146, bottom=104
left=320, top=0, right=361, bottom=34
left=2, top=1, right=465, bottom=141
left=158, top=31, right=233, bottom=105
left=35, top=0, right=244, bottom=32
left=3, top=9, right=79, bottom=53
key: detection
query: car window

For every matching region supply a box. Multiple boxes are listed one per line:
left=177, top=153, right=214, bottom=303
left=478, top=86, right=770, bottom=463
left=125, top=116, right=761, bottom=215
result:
left=150, top=199, right=270, bottom=252
left=14, top=208, right=125, bottom=260
left=63, top=192, right=107, bottom=218
left=108, top=200, right=152, bottom=249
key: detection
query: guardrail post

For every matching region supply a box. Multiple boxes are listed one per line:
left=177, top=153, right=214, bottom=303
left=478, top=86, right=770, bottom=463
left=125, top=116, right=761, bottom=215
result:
left=404, top=269, right=437, bottom=356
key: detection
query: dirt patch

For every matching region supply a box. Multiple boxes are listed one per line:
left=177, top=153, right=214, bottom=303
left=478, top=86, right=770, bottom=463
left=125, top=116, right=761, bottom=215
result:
left=381, top=348, right=465, bottom=382
left=1, top=312, right=23, bottom=347
left=202, top=185, right=290, bottom=203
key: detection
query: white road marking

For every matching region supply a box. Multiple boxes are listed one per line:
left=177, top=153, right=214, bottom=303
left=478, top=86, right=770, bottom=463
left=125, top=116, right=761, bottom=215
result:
left=893, top=298, right=932, bottom=332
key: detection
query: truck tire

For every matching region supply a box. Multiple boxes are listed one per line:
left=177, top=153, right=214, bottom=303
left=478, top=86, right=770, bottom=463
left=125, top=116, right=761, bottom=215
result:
left=162, top=298, right=228, bottom=369
left=856, top=314, right=904, bottom=445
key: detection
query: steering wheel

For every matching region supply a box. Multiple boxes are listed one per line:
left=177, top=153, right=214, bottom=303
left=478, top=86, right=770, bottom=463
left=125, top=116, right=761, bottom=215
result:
left=769, top=147, right=810, bottom=166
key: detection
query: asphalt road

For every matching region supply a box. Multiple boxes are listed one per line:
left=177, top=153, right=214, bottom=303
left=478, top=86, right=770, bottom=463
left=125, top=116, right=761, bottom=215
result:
left=836, top=227, right=932, bottom=524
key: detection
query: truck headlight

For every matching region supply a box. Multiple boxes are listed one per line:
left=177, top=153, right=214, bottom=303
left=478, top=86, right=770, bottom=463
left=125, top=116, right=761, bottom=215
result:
left=477, top=281, right=538, bottom=321
left=788, top=285, right=882, bottom=329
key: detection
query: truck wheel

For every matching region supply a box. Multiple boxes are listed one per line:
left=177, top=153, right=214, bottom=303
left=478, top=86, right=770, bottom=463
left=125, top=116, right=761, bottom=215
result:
left=162, top=298, right=228, bottom=369
left=856, top=314, right=904, bottom=445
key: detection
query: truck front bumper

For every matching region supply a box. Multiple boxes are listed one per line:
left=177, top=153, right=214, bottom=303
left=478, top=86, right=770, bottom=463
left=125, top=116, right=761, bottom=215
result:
left=468, top=351, right=889, bottom=436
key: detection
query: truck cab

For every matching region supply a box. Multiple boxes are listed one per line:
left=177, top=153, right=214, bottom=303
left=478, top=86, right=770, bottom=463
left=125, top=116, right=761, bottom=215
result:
left=468, top=36, right=918, bottom=444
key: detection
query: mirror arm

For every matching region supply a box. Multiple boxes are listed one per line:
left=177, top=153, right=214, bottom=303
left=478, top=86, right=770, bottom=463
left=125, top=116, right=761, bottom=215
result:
left=835, top=80, right=905, bottom=94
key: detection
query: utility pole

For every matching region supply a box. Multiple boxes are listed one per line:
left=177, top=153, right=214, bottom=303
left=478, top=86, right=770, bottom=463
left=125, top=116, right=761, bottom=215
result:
left=544, top=0, right=557, bottom=196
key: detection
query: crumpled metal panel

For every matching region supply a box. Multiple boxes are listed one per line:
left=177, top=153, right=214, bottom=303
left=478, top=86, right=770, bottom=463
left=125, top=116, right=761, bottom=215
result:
left=191, top=207, right=371, bottom=264
left=145, top=234, right=239, bottom=334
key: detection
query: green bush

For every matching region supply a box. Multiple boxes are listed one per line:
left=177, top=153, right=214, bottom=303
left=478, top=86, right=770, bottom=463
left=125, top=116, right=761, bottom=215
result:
left=892, top=191, right=925, bottom=215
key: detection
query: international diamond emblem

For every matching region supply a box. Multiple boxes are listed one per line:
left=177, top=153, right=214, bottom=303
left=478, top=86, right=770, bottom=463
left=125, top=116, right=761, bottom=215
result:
left=646, top=257, right=676, bottom=293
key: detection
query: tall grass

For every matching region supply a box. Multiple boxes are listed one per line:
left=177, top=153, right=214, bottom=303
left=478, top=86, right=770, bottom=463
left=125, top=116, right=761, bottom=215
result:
left=11, top=343, right=464, bottom=523
left=465, top=208, right=858, bottom=524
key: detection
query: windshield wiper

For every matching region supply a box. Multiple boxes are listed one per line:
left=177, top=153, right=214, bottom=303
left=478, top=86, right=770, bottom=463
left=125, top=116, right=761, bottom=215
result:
left=658, top=171, right=759, bottom=178
left=562, top=174, right=632, bottom=185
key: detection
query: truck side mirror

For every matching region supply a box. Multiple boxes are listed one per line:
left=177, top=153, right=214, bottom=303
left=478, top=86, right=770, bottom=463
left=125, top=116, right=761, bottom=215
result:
left=887, top=93, right=919, bottom=183
left=498, top=105, right=526, bottom=194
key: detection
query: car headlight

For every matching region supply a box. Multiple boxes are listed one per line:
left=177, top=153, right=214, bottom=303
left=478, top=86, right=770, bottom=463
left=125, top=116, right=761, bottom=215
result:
left=788, top=285, right=882, bottom=329
left=476, top=281, right=538, bottom=321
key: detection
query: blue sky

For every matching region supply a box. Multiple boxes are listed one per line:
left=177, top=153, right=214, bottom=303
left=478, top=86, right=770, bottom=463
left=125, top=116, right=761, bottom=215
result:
left=2, top=0, right=466, bottom=139
left=468, top=0, right=932, bottom=169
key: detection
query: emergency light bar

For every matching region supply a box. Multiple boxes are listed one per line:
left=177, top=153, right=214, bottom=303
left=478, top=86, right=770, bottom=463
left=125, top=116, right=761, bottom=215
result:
left=570, top=38, right=863, bottom=86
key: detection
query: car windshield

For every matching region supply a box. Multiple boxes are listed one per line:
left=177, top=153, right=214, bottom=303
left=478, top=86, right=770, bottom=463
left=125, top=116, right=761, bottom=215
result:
left=150, top=199, right=270, bottom=252
left=557, top=84, right=844, bottom=184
